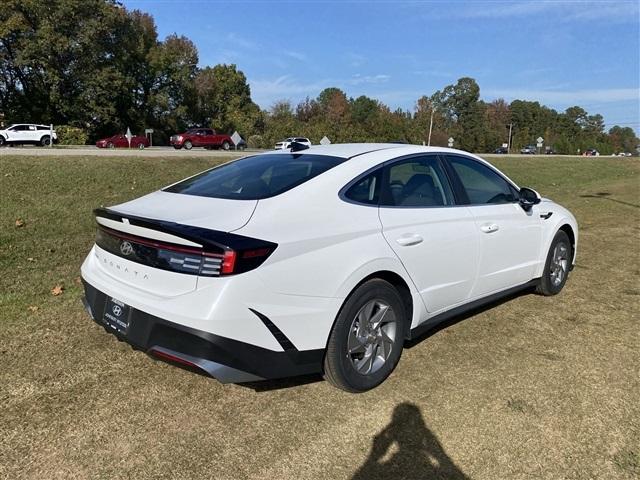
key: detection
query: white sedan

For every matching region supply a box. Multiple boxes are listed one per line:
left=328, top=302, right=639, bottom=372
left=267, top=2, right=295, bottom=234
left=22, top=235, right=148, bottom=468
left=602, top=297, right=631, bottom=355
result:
left=81, top=144, right=578, bottom=392
left=275, top=137, right=311, bottom=149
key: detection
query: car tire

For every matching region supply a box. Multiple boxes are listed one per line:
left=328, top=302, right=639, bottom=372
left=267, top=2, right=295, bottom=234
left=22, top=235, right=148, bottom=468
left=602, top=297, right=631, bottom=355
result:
left=324, top=279, right=406, bottom=392
left=0, top=136, right=5, bottom=147
left=107, top=142, right=114, bottom=149
left=138, top=143, right=145, bottom=150
left=183, top=140, right=193, bottom=150
left=536, top=230, right=572, bottom=296
left=40, top=135, right=51, bottom=146
left=222, top=141, right=230, bottom=151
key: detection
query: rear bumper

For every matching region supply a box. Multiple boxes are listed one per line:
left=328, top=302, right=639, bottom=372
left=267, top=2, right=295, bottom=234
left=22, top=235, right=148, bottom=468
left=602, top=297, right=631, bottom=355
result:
left=82, top=280, right=324, bottom=383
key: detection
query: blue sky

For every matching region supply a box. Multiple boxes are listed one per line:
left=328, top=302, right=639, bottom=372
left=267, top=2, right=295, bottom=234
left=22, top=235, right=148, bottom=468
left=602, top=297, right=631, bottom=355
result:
left=124, top=0, right=639, bottom=132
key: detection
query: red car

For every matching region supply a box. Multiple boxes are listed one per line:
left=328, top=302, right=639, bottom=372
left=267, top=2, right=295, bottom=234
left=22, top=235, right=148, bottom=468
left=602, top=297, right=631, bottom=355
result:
left=96, top=134, right=150, bottom=149
left=170, top=128, right=233, bottom=150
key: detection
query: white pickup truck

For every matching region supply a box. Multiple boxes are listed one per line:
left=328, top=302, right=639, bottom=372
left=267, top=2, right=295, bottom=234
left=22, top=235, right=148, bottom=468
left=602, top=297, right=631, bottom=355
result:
left=0, top=124, right=58, bottom=147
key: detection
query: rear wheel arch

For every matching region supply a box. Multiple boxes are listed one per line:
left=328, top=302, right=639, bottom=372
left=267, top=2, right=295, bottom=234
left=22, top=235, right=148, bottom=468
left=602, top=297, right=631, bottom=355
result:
left=336, top=270, right=414, bottom=341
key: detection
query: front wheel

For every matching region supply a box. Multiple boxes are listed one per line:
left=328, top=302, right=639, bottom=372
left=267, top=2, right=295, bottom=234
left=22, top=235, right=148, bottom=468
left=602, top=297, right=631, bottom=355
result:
left=221, top=141, right=230, bottom=151
left=0, top=136, right=5, bottom=147
left=183, top=140, right=193, bottom=150
left=536, top=230, right=572, bottom=296
left=40, top=135, right=51, bottom=146
left=107, top=142, right=114, bottom=149
left=137, top=143, right=145, bottom=150
left=324, top=279, right=406, bottom=392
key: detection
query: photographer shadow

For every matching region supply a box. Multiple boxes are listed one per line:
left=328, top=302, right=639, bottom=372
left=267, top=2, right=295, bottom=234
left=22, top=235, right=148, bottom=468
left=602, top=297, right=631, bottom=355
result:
left=352, top=402, right=471, bottom=480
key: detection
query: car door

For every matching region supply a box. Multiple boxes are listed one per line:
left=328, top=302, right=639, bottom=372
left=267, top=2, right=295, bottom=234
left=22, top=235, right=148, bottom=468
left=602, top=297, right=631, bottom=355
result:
left=378, top=155, right=480, bottom=313
left=443, top=154, right=542, bottom=298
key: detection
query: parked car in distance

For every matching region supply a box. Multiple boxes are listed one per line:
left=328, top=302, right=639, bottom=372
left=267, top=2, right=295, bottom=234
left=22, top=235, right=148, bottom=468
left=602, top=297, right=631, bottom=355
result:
left=96, top=134, right=150, bottom=149
left=275, top=137, right=312, bottom=150
left=584, top=148, right=599, bottom=156
left=170, top=128, right=233, bottom=150
left=494, top=147, right=508, bottom=154
left=520, top=145, right=537, bottom=154
left=81, top=143, right=578, bottom=392
left=545, top=147, right=556, bottom=155
left=0, top=124, right=57, bottom=147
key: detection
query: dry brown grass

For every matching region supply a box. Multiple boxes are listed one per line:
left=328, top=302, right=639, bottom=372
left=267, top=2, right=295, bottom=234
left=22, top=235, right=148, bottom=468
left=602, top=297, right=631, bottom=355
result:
left=1, top=154, right=638, bottom=479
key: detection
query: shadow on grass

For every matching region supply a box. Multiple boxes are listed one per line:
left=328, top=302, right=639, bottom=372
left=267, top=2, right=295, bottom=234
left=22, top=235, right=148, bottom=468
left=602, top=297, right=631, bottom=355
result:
left=579, top=192, right=640, bottom=208
left=352, top=402, right=471, bottom=480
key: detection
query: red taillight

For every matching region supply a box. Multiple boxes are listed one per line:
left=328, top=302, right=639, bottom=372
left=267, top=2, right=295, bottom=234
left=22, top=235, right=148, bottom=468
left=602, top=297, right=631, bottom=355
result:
left=221, top=250, right=237, bottom=275
left=242, top=248, right=272, bottom=259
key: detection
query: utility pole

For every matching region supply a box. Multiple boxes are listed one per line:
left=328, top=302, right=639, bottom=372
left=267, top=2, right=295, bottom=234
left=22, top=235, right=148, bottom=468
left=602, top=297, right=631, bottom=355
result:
left=507, top=123, right=513, bottom=153
left=427, top=109, right=434, bottom=146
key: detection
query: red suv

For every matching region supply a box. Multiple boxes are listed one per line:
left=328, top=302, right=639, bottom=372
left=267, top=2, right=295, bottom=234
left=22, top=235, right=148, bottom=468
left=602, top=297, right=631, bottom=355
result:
left=170, top=128, right=233, bottom=150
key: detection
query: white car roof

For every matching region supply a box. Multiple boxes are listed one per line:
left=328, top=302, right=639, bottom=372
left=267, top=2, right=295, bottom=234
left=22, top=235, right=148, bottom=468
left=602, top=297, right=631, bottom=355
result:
left=262, top=143, right=475, bottom=159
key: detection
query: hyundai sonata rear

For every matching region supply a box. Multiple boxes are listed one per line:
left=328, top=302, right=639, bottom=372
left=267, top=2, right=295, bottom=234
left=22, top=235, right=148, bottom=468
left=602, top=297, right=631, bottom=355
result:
left=81, top=144, right=577, bottom=392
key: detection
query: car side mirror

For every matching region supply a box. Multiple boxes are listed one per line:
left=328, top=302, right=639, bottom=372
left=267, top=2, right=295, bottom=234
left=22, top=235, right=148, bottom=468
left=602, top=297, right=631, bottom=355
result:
left=519, top=187, right=541, bottom=210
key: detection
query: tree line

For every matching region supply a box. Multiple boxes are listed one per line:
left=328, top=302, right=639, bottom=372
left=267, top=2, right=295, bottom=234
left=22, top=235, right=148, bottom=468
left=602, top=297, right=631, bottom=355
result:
left=1, top=0, right=637, bottom=153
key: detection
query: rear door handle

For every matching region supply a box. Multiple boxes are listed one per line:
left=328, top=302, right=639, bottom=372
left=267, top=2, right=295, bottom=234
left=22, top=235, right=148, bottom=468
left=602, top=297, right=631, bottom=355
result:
left=480, top=223, right=499, bottom=233
left=396, top=234, right=423, bottom=246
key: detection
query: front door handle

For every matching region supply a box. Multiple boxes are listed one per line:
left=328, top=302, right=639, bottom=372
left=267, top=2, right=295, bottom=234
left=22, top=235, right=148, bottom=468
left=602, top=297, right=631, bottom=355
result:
left=480, top=223, right=499, bottom=233
left=396, top=234, right=423, bottom=246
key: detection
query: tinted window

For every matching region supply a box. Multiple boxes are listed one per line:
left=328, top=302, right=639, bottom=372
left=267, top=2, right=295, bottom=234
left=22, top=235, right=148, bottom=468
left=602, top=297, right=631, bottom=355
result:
left=295, top=137, right=308, bottom=142
left=344, top=172, right=381, bottom=205
left=37, top=126, right=50, bottom=130
left=381, top=156, right=454, bottom=207
left=164, top=154, right=346, bottom=200
left=447, top=155, right=517, bottom=205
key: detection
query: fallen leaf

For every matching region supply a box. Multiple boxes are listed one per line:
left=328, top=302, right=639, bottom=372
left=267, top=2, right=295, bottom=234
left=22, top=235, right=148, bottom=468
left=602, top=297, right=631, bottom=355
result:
left=15, top=219, right=25, bottom=228
left=28, top=305, right=39, bottom=312
left=51, top=285, right=64, bottom=296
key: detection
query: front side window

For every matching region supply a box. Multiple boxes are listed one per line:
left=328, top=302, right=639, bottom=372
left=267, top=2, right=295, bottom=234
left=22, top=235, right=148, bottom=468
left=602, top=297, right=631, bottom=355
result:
left=446, top=155, right=518, bottom=205
left=381, top=156, right=454, bottom=207
left=164, top=154, right=346, bottom=200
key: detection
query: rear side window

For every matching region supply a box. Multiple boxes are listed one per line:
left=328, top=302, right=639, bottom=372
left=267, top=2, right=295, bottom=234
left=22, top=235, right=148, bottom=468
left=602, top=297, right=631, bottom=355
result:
left=381, top=156, right=454, bottom=207
left=344, top=172, right=381, bottom=205
left=164, top=154, right=346, bottom=200
left=446, top=155, right=518, bottom=205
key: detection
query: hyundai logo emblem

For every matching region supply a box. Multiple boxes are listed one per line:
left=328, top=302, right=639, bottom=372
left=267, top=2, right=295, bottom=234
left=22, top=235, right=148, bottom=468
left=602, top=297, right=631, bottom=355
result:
left=120, top=241, right=134, bottom=256
left=112, top=305, right=123, bottom=317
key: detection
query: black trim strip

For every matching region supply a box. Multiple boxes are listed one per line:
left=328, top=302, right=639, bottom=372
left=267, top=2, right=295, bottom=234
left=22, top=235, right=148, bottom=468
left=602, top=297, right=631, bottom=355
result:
left=408, top=279, right=539, bottom=340
left=94, top=207, right=277, bottom=253
left=249, top=308, right=297, bottom=351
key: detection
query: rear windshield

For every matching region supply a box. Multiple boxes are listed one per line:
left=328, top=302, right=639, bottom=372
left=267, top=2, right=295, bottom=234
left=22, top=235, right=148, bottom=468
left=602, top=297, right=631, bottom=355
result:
left=164, top=153, right=346, bottom=200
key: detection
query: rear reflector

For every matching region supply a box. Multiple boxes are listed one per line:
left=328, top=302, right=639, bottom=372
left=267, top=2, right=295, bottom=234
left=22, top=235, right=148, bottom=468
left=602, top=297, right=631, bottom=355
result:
left=150, top=348, right=198, bottom=368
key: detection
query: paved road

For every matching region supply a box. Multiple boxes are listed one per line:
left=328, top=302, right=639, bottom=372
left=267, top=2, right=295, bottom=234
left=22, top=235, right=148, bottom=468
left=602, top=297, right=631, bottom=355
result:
left=0, top=146, right=260, bottom=157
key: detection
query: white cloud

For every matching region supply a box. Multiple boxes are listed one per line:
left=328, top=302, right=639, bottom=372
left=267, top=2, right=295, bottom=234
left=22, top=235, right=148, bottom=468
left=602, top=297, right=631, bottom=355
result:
left=451, top=0, right=638, bottom=22
left=225, top=32, right=258, bottom=50
left=284, top=51, right=308, bottom=62
left=483, top=87, right=640, bottom=105
left=249, top=75, right=330, bottom=107
left=349, top=74, right=391, bottom=85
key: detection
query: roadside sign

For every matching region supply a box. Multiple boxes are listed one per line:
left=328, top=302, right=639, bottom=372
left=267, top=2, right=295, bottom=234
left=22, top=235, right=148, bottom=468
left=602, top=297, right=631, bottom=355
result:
left=448, top=137, right=454, bottom=147
left=320, top=136, right=331, bottom=145
left=537, top=136, right=544, bottom=143
left=125, top=127, right=132, bottom=148
left=144, top=128, right=154, bottom=134
left=230, top=131, right=242, bottom=146
left=537, top=142, right=543, bottom=148
left=502, top=143, right=508, bottom=148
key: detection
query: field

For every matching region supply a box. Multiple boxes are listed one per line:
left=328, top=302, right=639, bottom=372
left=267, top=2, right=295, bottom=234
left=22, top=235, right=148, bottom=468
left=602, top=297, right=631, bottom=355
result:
left=1, top=153, right=638, bottom=479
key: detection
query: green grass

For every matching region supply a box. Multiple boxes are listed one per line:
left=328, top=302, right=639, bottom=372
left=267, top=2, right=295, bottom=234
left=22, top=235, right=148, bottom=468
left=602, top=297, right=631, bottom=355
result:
left=1, top=155, right=639, bottom=479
